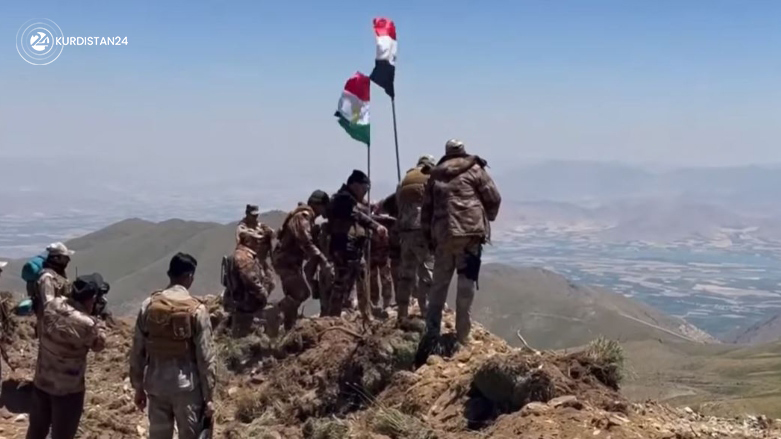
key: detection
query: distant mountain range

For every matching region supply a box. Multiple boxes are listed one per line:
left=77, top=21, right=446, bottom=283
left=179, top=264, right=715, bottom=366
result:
left=0, top=212, right=286, bottom=315
left=496, top=161, right=781, bottom=208
left=0, top=213, right=718, bottom=348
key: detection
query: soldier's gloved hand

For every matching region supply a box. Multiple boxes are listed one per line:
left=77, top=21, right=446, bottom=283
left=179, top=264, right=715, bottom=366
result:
left=376, top=225, right=388, bottom=238
left=204, top=401, right=215, bottom=418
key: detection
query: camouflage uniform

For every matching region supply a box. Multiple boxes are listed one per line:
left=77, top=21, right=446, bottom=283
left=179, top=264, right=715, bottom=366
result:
left=421, top=140, right=502, bottom=343
left=369, top=215, right=395, bottom=310
left=27, top=296, right=106, bottom=439
left=130, top=285, right=216, bottom=439
left=273, top=204, right=328, bottom=330
left=326, top=183, right=381, bottom=318
left=236, top=220, right=276, bottom=294
left=229, top=242, right=269, bottom=337
left=307, top=221, right=336, bottom=316
left=396, top=160, right=436, bottom=318
left=34, top=267, right=70, bottom=318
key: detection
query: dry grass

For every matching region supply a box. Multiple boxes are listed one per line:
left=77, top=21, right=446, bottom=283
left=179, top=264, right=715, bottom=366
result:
left=585, top=336, right=625, bottom=386
left=370, top=407, right=436, bottom=439
left=302, top=417, right=351, bottom=439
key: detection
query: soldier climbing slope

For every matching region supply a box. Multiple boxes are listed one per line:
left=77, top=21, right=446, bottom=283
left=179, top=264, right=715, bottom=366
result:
left=228, top=229, right=272, bottom=337
left=421, top=140, right=501, bottom=346
left=130, top=253, right=216, bottom=439
left=325, top=170, right=387, bottom=320
left=273, top=190, right=332, bottom=330
left=235, top=204, right=276, bottom=295
left=395, top=155, right=436, bottom=320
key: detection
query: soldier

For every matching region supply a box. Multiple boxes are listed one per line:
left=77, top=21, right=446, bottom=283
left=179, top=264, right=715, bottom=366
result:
left=368, top=202, right=395, bottom=313
left=235, top=204, right=261, bottom=243
left=307, top=219, right=335, bottom=316
left=35, top=243, right=74, bottom=318
left=326, top=170, right=387, bottom=320
left=273, top=190, right=332, bottom=330
left=26, top=274, right=107, bottom=439
left=229, top=229, right=271, bottom=337
left=395, top=155, right=436, bottom=320
left=130, top=253, right=216, bottom=439
left=235, top=204, right=276, bottom=294
left=421, top=140, right=501, bottom=345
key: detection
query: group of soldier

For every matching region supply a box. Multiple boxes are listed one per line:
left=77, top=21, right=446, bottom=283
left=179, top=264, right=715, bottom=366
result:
left=11, top=138, right=501, bottom=439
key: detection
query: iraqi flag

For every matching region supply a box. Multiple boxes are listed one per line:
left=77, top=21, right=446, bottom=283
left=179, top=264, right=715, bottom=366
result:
left=335, top=72, right=370, bottom=146
left=369, top=17, right=397, bottom=99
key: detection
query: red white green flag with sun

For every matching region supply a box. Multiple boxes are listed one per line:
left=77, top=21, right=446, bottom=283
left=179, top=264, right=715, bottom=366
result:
left=334, top=72, right=370, bottom=146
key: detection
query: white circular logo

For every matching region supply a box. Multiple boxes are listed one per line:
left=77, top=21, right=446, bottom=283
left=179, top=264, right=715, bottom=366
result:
left=17, top=19, right=64, bottom=65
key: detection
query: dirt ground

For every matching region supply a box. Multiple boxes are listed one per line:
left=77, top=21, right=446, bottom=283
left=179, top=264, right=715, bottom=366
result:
left=0, top=294, right=777, bottom=439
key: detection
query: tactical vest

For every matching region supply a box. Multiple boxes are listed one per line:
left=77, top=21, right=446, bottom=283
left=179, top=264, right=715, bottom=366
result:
left=398, top=167, right=429, bottom=205
left=145, top=292, right=201, bottom=358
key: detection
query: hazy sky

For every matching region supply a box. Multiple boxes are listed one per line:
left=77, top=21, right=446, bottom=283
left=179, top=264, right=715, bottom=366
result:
left=2, top=0, right=781, bottom=191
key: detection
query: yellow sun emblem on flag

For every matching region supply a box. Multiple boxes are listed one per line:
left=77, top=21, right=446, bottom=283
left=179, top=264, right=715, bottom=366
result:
left=351, top=105, right=361, bottom=123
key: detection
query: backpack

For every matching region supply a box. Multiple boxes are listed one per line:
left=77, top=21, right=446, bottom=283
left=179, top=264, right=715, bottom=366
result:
left=21, top=255, right=46, bottom=283
left=145, top=292, right=201, bottom=358
left=220, top=255, right=235, bottom=291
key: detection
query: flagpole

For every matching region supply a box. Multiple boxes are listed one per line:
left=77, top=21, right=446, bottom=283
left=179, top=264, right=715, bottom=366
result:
left=366, top=143, right=372, bottom=318
left=392, top=98, right=401, bottom=182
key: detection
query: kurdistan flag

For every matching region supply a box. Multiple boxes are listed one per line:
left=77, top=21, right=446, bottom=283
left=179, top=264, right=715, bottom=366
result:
left=334, top=72, right=370, bottom=146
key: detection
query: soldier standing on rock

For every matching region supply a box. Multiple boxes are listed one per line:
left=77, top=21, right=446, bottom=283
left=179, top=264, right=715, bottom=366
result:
left=421, top=140, right=501, bottom=346
left=26, top=274, right=107, bottom=439
left=130, top=253, right=216, bottom=439
left=228, top=229, right=272, bottom=337
left=325, top=170, right=387, bottom=320
left=395, top=155, right=436, bottom=320
left=273, top=190, right=332, bottom=330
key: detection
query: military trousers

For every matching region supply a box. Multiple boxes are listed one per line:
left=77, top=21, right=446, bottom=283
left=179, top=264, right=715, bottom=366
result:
left=276, top=261, right=311, bottom=330
left=148, top=390, right=204, bottom=439
left=426, top=236, right=482, bottom=344
left=397, top=230, right=434, bottom=317
left=369, top=258, right=393, bottom=308
left=25, top=387, right=84, bottom=439
left=327, top=255, right=367, bottom=317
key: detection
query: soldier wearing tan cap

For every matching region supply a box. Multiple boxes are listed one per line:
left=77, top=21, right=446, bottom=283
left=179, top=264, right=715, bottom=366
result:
left=33, top=243, right=75, bottom=322
left=395, top=155, right=437, bottom=320
left=421, top=139, right=502, bottom=347
left=235, top=204, right=276, bottom=295
left=226, top=228, right=271, bottom=337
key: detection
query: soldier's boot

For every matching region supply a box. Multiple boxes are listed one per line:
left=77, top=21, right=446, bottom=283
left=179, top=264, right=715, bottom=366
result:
left=397, top=303, right=409, bottom=321
left=277, top=297, right=297, bottom=331
left=263, top=304, right=282, bottom=338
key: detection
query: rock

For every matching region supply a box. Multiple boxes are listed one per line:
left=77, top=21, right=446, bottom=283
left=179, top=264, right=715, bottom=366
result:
left=426, top=355, right=443, bottom=366
left=684, top=406, right=694, bottom=414
left=608, top=414, right=630, bottom=427
left=136, top=425, right=146, bottom=436
left=0, top=408, right=13, bottom=419
left=260, top=433, right=282, bottom=439
left=14, top=414, right=28, bottom=422
left=520, top=402, right=550, bottom=416
left=549, top=395, right=583, bottom=410
left=227, top=386, right=239, bottom=396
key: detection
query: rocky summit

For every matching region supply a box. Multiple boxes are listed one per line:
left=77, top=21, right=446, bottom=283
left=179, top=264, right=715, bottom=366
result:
left=0, top=293, right=776, bottom=439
